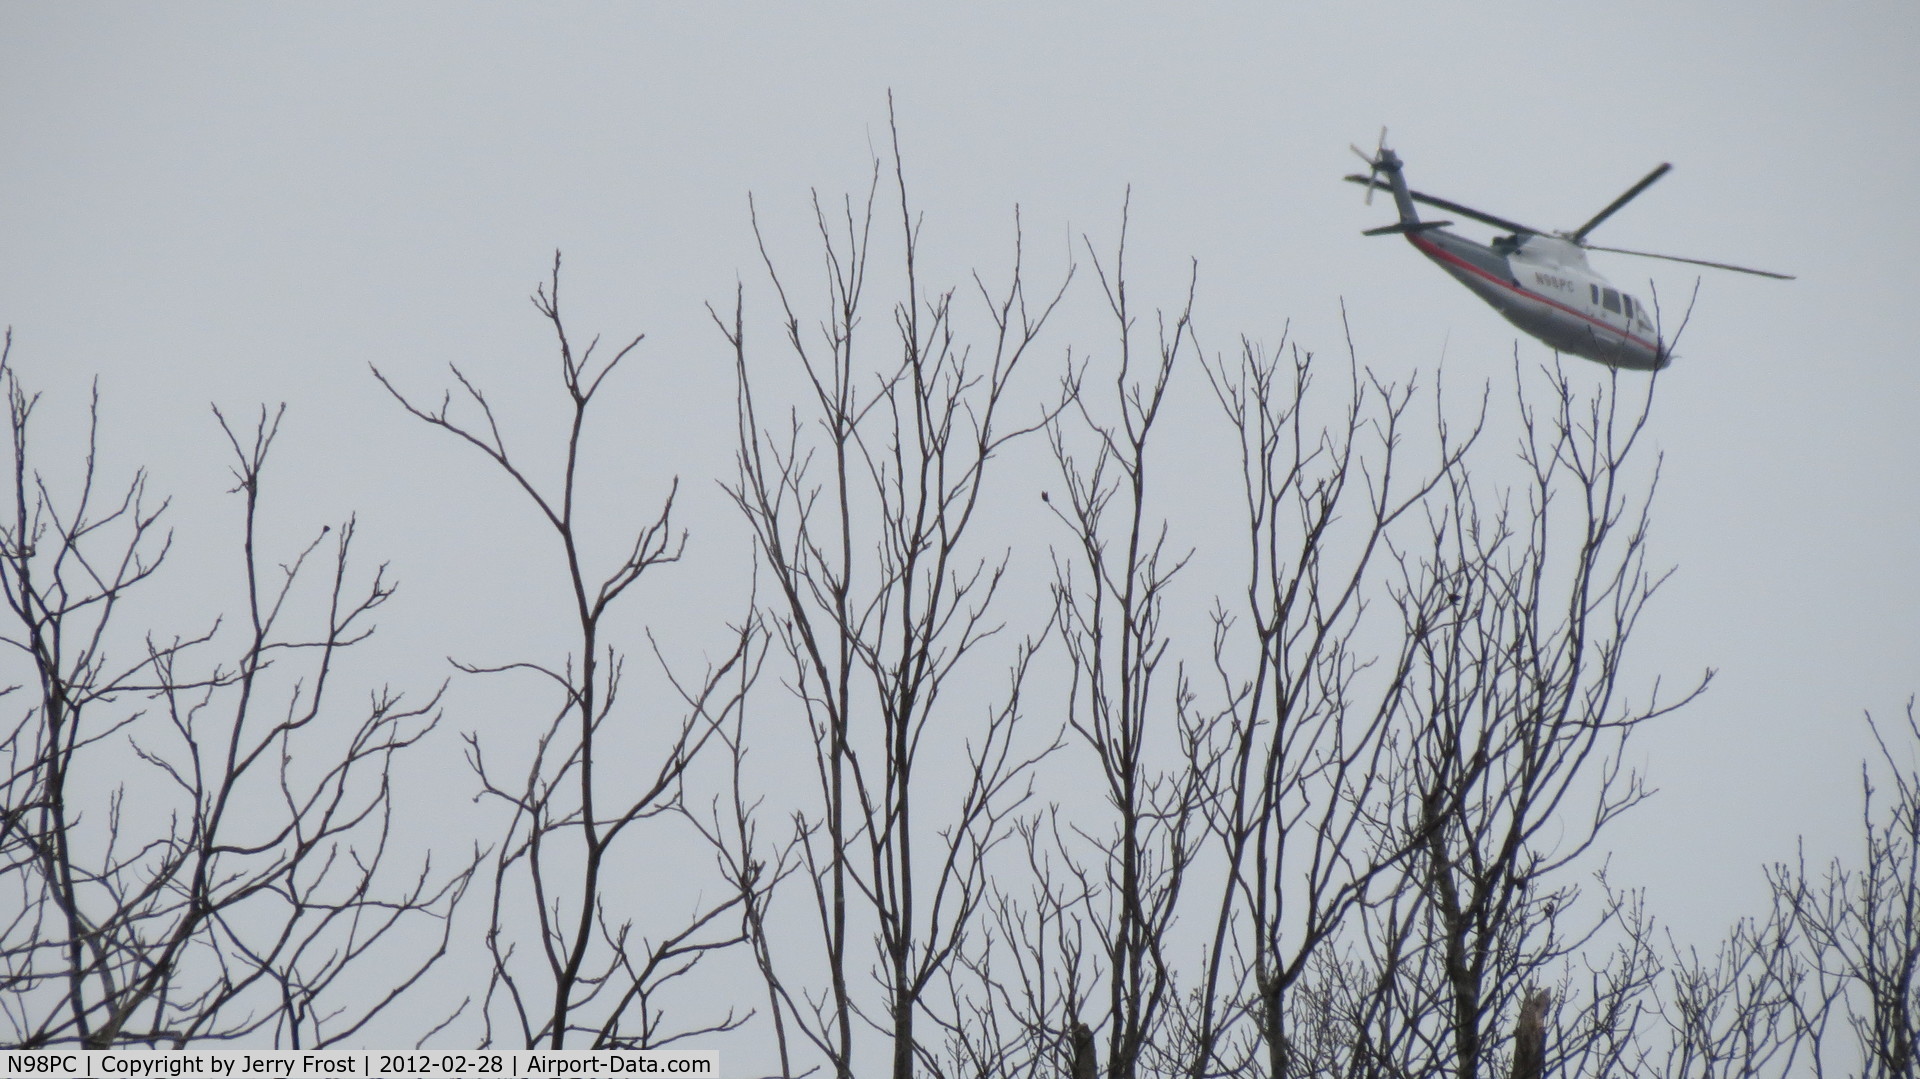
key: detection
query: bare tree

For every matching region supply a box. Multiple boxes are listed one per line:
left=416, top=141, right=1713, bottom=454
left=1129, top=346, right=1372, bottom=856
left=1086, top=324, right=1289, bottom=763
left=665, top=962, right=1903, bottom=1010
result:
left=374, top=259, right=761, bottom=1050
left=1627, top=700, right=1920, bottom=1079
left=907, top=205, right=1708, bottom=1079
left=1768, top=701, right=1920, bottom=1079
left=1186, top=321, right=1476, bottom=1079
left=0, top=329, right=472, bottom=1048
left=1332, top=363, right=1707, bottom=1079
left=718, top=103, right=1071, bottom=1079
left=1041, top=208, right=1207, bottom=1079
left=1653, top=907, right=1806, bottom=1079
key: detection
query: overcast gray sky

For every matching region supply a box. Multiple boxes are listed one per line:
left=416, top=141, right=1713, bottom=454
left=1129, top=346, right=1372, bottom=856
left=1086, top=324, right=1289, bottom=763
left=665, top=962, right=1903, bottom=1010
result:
left=3, top=0, right=1916, bottom=1041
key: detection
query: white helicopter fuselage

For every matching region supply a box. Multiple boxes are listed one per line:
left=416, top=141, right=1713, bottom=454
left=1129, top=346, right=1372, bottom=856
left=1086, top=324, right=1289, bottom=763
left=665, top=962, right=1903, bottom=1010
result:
left=1406, top=228, right=1667, bottom=370
left=1352, top=143, right=1788, bottom=368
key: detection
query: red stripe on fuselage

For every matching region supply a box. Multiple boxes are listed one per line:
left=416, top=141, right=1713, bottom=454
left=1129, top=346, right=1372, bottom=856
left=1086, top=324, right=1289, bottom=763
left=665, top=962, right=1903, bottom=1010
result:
left=1407, top=233, right=1661, bottom=355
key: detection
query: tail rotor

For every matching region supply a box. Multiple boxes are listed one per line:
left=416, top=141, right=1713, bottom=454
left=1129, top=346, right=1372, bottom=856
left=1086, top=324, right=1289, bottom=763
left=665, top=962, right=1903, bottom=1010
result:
left=1349, top=126, right=1388, bottom=205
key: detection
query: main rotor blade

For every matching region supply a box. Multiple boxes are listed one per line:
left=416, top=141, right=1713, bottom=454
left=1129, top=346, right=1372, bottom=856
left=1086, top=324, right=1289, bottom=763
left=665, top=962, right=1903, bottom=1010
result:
left=1342, top=175, right=1545, bottom=235
left=1570, top=163, right=1671, bottom=242
left=1584, top=244, right=1795, bottom=279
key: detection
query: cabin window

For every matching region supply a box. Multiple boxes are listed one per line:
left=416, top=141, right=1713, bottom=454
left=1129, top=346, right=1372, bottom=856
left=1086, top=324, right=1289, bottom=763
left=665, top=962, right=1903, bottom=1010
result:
left=1621, top=295, right=1634, bottom=317
left=1601, top=288, right=1621, bottom=313
left=1590, top=284, right=1599, bottom=304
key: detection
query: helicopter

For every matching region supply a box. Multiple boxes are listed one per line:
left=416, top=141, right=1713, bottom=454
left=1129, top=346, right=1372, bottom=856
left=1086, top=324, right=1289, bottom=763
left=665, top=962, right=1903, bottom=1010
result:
left=1345, top=133, right=1791, bottom=370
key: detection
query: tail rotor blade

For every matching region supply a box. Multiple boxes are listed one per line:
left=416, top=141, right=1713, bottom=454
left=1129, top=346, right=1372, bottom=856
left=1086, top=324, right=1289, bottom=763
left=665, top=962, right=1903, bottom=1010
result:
left=1349, top=144, right=1380, bottom=204
left=1368, top=126, right=1387, bottom=204
left=1348, top=128, right=1389, bottom=205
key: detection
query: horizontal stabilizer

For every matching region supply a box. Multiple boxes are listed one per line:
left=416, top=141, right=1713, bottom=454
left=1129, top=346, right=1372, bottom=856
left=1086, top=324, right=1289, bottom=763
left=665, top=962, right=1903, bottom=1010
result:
left=1362, top=220, right=1454, bottom=237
